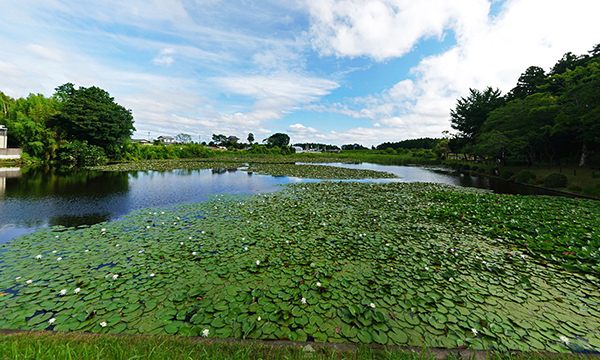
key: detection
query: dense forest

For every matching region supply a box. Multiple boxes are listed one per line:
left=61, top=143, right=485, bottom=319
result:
left=449, top=44, right=600, bottom=166
left=0, top=83, right=135, bottom=166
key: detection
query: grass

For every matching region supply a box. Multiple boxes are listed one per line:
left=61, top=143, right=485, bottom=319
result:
left=0, top=331, right=593, bottom=360
left=0, top=331, right=432, bottom=360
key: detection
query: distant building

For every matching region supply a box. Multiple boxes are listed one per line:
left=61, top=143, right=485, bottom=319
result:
left=293, top=146, right=305, bottom=153
left=0, top=125, right=6, bottom=149
left=157, top=136, right=175, bottom=144
left=131, top=139, right=152, bottom=145
left=228, top=136, right=240, bottom=143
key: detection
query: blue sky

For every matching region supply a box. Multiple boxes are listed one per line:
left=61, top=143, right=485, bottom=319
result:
left=1, top=0, right=599, bottom=147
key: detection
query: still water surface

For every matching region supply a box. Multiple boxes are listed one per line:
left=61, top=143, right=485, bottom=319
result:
left=0, top=164, right=559, bottom=243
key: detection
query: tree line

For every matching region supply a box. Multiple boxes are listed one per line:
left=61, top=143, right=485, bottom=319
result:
left=449, top=43, right=600, bottom=166
left=0, top=83, right=135, bottom=166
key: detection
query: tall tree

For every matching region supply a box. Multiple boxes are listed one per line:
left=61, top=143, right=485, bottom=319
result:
left=506, top=66, right=546, bottom=101
left=211, top=134, right=227, bottom=145
left=450, top=87, right=505, bottom=141
left=263, top=133, right=290, bottom=148
left=50, top=83, right=135, bottom=155
left=247, top=133, right=254, bottom=144
left=175, top=133, right=192, bottom=144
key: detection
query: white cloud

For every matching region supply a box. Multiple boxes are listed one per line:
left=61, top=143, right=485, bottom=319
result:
left=152, top=48, right=176, bottom=66
left=26, top=44, right=65, bottom=62
left=289, top=123, right=320, bottom=134
left=306, top=0, right=489, bottom=61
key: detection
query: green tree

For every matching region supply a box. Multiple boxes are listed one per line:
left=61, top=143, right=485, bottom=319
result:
left=49, top=83, right=135, bottom=157
left=450, top=87, right=505, bottom=142
left=477, top=93, right=559, bottom=165
left=263, top=133, right=290, bottom=148
left=175, top=133, right=192, bottom=144
left=247, top=133, right=254, bottom=144
left=211, top=134, right=227, bottom=145
left=551, top=61, right=600, bottom=165
left=506, top=66, right=546, bottom=101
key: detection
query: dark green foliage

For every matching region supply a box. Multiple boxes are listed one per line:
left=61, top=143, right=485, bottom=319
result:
left=471, top=166, right=479, bottom=171
left=500, top=170, right=514, bottom=180
left=385, top=147, right=396, bottom=154
left=50, top=83, right=135, bottom=155
left=478, top=168, right=485, bottom=173
left=462, top=164, right=470, bottom=171
left=377, top=138, right=440, bottom=150
left=515, top=170, right=536, bottom=183
left=56, top=140, right=107, bottom=167
left=450, top=87, right=505, bottom=140
left=263, top=133, right=290, bottom=148
left=544, top=173, right=568, bottom=188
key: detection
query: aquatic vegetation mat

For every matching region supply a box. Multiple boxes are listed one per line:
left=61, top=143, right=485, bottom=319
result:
left=244, top=163, right=398, bottom=179
left=1, top=182, right=599, bottom=354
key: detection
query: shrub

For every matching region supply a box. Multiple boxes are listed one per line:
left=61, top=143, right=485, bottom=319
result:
left=568, top=184, right=582, bottom=192
left=544, top=173, right=568, bottom=188
left=478, top=168, right=485, bottom=173
left=489, top=167, right=498, bottom=176
left=471, top=166, right=479, bottom=172
left=462, top=164, right=470, bottom=171
left=500, top=170, right=514, bottom=180
left=582, top=183, right=600, bottom=198
left=515, top=170, right=536, bottom=184
left=385, top=147, right=396, bottom=155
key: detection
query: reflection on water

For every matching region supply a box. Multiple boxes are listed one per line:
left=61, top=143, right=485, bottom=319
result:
left=0, top=163, right=573, bottom=243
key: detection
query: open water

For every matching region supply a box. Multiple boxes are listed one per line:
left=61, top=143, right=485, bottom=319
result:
left=0, top=164, right=564, bottom=243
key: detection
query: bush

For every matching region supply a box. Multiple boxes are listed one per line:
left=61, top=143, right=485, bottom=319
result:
left=471, top=166, right=478, bottom=172
left=385, top=147, right=396, bottom=155
left=568, top=184, right=583, bottom=192
left=462, top=164, right=470, bottom=171
left=544, top=173, right=568, bottom=188
left=56, top=140, right=107, bottom=167
left=478, top=168, right=485, bottom=173
left=582, top=183, right=600, bottom=198
left=500, top=170, right=514, bottom=180
left=515, top=170, right=536, bottom=184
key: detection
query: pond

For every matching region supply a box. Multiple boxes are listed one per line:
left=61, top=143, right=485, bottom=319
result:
left=0, top=163, right=563, bottom=243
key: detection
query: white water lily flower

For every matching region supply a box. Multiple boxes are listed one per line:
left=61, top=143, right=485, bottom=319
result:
left=85, top=249, right=89, bottom=252
left=257, top=316, right=261, bottom=321
left=147, top=226, right=150, bottom=229
left=301, top=298, right=307, bottom=305
left=139, top=250, right=144, bottom=253
left=192, top=252, right=197, bottom=255
left=15, top=277, right=21, bottom=281
left=189, top=237, right=192, bottom=240
left=180, top=242, right=184, bottom=245
left=202, top=329, right=209, bottom=337
left=74, top=288, right=81, bottom=294
left=256, top=260, right=260, bottom=265
left=57, top=257, right=62, bottom=261
left=424, top=266, right=429, bottom=271
left=101, top=228, right=106, bottom=232
left=201, top=231, right=205, bottom=234
left=35, top=255, right=42, bottom=259
left=244, top=247, right=248, bottom=251
left=386, top=243, right=390, bottom=247
left=116, top=244, right=120, bottom=247
left=48, top=318, right=56, bottom=325
left=59, top=289, right=67, bottom=296
left=150, top=273, right=155, bottom=277
left=316, top=282, right=321, bottom=287
left=52, top=250, right=57, bottom=254
left=26, top=280, right=33, bottom=284
left=560, top=336, right=569, bottom=345
left=100, top=321, right=107, bottom=327
left=471, top=328, right=478, bottom=336
left=370, top=303, right=376, bottom=308
left=112, top=274, right=119, bottom=280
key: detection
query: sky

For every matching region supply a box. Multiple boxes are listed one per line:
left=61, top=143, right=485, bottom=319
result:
left=0, top=0, right=598, bottom=147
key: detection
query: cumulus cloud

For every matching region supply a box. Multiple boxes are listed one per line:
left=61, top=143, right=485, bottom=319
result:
left=289, top=123, right=320, bottom=134
left=306, top=0, right=489, bottom=61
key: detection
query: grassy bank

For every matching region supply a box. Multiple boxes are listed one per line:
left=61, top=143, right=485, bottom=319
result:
left=444, top=161, right=600, bottom=198
left=2, top=181, right=599, bottom=354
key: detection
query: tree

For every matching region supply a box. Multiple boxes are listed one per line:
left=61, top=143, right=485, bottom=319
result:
left=450, top=87, right=505, bottom=141
left=49, top=83, right=135, bottom=156
left=506, top=66, right=546, bottom=101
left=211, top=134, right=227, bottom=145
left=263, top=133, right=290, bottom=148
left=551, top=61, right=600, bottom=165
left=247, top=133, right=254, bottom=144
left=175, top=133, right=192, bottom=144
